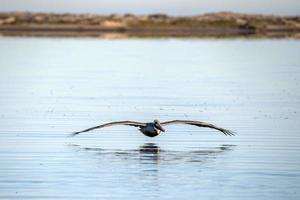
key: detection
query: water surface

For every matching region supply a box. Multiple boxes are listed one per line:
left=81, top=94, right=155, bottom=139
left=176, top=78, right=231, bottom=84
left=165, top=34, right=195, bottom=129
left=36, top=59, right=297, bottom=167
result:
left=0, top=37, right=299, bottom=199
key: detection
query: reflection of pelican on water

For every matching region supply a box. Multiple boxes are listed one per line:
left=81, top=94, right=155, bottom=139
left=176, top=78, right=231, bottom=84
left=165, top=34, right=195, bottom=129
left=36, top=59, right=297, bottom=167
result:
left=139, top=143, right=161, bottom=154
left=139, top=143, right=161, bottom=164
left=72, top=143, right=235, bottom=165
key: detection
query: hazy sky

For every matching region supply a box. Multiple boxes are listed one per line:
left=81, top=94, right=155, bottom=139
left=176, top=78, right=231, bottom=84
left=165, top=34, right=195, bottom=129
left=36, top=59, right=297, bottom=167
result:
left=0, top=0, right=299, bottom=15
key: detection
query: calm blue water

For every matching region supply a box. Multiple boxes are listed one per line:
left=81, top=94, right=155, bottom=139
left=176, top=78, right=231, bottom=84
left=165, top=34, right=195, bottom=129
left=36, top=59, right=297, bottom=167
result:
left=0, top=37, right=299, bottom=199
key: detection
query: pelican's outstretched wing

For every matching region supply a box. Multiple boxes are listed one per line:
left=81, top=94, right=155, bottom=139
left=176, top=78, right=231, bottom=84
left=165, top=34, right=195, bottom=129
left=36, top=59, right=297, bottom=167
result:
left=161, top=120, right=235, bottom=136
left=72, top=121, right=146, bottom=136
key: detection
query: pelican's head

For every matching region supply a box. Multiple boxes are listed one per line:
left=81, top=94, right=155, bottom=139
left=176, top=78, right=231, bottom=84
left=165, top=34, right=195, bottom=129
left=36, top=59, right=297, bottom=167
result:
left=154, top=119, right=165, bottom=132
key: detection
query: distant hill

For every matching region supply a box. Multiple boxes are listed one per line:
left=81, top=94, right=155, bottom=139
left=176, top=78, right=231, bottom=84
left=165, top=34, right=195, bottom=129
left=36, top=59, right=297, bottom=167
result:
left=0, top=12, right=299, bottom=38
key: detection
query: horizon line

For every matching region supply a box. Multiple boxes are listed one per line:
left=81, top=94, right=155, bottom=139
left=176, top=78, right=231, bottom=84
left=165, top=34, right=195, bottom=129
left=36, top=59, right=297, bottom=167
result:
left=0, top=10, right=299, bottom=17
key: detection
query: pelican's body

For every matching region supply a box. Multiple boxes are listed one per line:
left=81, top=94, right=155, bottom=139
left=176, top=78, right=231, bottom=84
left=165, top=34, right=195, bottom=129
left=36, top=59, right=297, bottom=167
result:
left=72, top=119, right=234, bottom=137
left=139, top=121, right=165, bottom=137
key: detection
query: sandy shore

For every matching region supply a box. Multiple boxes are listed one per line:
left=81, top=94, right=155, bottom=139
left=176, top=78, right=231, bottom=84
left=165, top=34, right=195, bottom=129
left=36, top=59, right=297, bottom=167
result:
left=0, top=12, right=299, bottom=38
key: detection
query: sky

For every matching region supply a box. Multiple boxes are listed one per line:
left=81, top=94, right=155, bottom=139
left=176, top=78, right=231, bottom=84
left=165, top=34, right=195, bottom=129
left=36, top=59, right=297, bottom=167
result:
left=0, top=0, right=299, bottom=16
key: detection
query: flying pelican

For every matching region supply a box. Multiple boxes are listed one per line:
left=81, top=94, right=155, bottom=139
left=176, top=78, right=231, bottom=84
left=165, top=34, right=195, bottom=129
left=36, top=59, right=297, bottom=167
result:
left=72, top=119, right=234, bottom=137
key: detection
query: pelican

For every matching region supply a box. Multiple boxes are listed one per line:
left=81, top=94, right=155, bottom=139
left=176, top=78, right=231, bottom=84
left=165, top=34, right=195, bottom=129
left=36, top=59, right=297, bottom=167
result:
left=72, top=119, right=234, bottom=137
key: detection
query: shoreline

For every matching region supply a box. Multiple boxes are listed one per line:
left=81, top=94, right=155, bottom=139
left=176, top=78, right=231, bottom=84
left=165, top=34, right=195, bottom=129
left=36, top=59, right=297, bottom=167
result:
left=1, top=12, right=299, bottom=38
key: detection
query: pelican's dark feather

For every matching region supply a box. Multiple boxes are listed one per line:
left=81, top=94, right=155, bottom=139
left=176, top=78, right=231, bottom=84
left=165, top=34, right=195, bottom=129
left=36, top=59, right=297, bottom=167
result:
left=72, top=121, right=146, bottom=136
left=161, top=120, right=235, bottom=136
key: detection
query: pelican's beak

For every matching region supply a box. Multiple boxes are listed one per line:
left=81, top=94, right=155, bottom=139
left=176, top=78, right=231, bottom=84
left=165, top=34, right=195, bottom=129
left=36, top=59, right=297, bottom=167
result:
left=157, top=123, right=165, bottom=132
